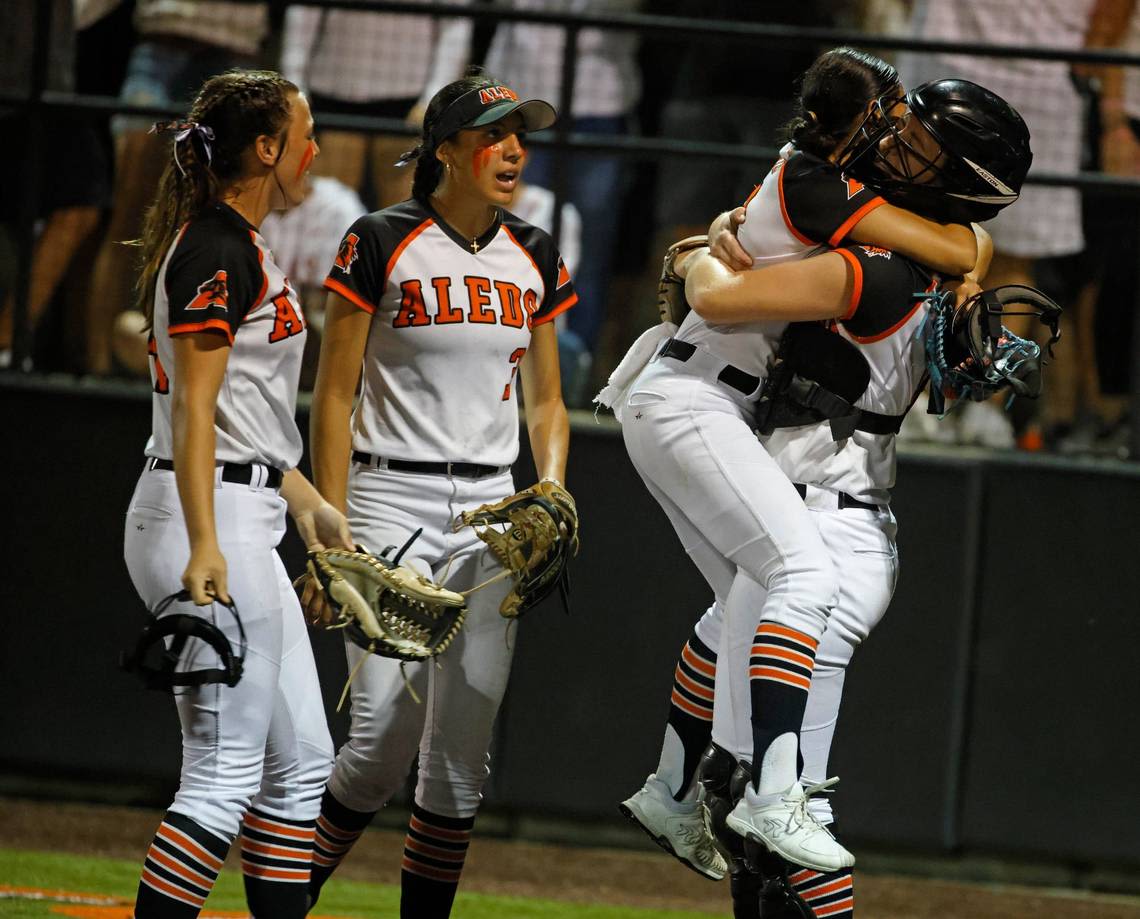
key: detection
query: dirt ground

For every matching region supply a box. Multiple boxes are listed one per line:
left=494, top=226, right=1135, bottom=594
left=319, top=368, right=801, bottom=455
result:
left=3, top=799, right=1140, bottom=919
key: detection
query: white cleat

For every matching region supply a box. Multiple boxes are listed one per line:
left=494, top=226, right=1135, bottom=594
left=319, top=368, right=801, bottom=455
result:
left=725, top=779, right=854, bottom=873
left=619, top=774, right=728, bottom=881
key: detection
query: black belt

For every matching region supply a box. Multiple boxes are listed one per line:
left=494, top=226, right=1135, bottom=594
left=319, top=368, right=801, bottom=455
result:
left=352, top=451, right=506, bottom=479
left=794, top=482, right=882, bottom=513
left=659, top=338, right=760, bottom=397
left=147, top=457, right=283, bottom=489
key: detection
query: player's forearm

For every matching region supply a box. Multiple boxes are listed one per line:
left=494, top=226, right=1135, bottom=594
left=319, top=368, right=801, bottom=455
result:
left=526, top=397, right=569, bottom=484
left=281, top=468, right=327, bottom=520
left=172, top=394, right=219, bottom=552
left=965, top=224, right=993, bottom=283
left=309, top=389, right=355, bottom=513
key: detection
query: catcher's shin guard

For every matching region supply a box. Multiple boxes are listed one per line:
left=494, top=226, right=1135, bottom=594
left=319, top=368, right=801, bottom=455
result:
left=699, top=744, right=760, bottom=919
left=700, top=750, right=813, bottom=919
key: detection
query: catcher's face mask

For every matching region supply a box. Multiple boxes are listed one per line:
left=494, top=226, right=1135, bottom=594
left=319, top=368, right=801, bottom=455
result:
left=922, top=284, right=1062, bottom=415
left=120, top=590, right=246, bottom=692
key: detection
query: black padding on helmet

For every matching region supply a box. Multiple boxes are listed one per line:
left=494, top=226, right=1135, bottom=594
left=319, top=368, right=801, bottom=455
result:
left=840, top=78, right=1032, bottom=224
left=120, top=589, right=246, bottom=692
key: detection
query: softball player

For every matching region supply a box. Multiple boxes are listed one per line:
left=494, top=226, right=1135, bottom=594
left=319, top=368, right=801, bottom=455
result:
left=305, top=74, right=574, bottom=919
left=629, top=79, right=1030, bottom=917
left=122, top=71, right=353, bottom=919
left=617, top=49, right=991, bottom=879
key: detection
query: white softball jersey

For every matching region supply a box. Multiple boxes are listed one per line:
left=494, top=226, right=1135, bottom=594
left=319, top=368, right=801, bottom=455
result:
left=324, top=198, right=576, bottom=467
left=763, top=245, right=938, bottom=506
left=675, top=144, right=886, bottom=381
left=145, top=202, right=308, bottom=471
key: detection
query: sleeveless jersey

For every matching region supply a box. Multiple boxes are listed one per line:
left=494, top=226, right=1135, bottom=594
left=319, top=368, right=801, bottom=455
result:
left=675, top=143, right=886, bottom=380
left=324, top=198, right=576, bottom=466
left=145, top=203, right=308, bottom=471
left=763, top=245, right=938, bottom=505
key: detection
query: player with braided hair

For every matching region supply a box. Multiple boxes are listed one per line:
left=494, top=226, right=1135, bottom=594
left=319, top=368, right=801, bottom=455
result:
left=305, top=72, right=575, bottom=919
left=123, top=70, right=353, bottom=919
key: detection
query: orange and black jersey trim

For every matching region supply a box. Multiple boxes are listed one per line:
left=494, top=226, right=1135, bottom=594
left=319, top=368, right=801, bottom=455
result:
left=833, top=245, right=937, bottom=342
left=324, top=197, right=575, bottom=327
left=777, top=150, right=886, bottom=249
left=165, top=203, right=267, bottom=343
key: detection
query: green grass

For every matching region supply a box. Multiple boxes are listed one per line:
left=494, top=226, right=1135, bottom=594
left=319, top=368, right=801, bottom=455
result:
left=0, top=849, right=723, bottom=918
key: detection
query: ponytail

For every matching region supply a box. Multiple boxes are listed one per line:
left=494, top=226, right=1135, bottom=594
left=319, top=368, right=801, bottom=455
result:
left=132, top=70, right=297, bottom=325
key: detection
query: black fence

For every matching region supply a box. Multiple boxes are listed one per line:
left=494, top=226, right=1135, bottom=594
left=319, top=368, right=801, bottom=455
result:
left=3, top=376, right=1139, bottom=868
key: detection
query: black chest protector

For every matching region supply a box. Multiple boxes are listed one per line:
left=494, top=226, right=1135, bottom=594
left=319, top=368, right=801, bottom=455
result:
left=754, top=323, right=907, bottom=441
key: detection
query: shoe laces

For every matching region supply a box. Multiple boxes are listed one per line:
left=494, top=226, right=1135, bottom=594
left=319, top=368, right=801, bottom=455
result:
left=784, top=777, right=840, bottom=834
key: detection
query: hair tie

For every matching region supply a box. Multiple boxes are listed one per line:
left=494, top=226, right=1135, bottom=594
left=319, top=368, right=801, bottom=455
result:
left=150, top=120, right=215, bottom=177
left=394, top=143, right=428, bottom=168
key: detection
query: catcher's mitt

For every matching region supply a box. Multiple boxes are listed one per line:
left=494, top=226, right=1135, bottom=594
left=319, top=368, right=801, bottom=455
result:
left=454, top=479, right=578, bottom=618
left=658, top=235, right=708, bottom=325
left=306, top=545, right=467, bottom=662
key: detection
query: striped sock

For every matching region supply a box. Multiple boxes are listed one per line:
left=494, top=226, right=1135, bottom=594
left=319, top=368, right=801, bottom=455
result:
left=748, top=621, right=819, bottom=792
left=239, top=808, right=316, bottom=918
left=400, top=803, right=474, bottom=919
left=664, top=635, right=717, bottom=800
left=134, top=811, right=229, bottom=918
left=790, top=866, right=854, bottom=917
left=309, top=790, right=376, bottom=909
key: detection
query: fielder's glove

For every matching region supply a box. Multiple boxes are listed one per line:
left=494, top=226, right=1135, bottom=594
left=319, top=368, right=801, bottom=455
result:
left=305, top=546, right=467, bottom=662
left=454, top=479, right=578, bottom=618
left=657, top=235, right=708, bottom=326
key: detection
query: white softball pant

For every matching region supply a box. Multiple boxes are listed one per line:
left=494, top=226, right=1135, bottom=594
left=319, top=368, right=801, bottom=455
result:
left=622, top=355, right=838, bottom=649
left=123, top=464, right=334, bottom=840
left=707, top=493, right=899, bottom=824
left=326, top=464, right=516, bottom=821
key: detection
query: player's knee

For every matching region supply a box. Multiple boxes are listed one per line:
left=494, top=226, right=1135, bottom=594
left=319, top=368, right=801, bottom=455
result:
left=417, top=753, right=490, bottom=820
left=327, top=742, right=413, bottom=814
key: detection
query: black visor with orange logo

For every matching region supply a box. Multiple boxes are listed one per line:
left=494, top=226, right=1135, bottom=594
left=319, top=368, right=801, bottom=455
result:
left=429, top=84, right=557, bottom=149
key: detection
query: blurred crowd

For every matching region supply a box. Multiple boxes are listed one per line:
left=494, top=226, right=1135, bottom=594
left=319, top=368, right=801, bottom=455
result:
left=1, top=0, right=1138, bottom=459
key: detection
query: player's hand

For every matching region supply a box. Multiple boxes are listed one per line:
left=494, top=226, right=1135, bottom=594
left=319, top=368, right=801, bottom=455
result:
left=182, top=545, right=230, bottom=605
left=708, top=207, right=751, bottom=271
left=294, top=501, right=354, bottom=554
left=297, top=570, right=334, bottom=626
left=946, top=278, right=983, bottom=310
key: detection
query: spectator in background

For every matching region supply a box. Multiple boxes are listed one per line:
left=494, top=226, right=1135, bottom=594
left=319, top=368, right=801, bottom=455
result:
left=280, top=3, right=471, bottom=211
left=85, top=0, right=269, bottom=376
left=0, top=0, right=111, bottom=370
left=1067, top=0, right=1138, bottom=458
left=421, top=0, right=643, bottom=389
left=648, top=1, right=833, bottom=246
left=902, top=0, right=1097, bottom=449
left=262, top=175, right=368, bottom=389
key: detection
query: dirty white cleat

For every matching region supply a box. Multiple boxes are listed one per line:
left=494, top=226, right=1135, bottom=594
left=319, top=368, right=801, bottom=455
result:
left=725, top=779, right=854, bottom=873
left=619, top=774, right=728, bottom=881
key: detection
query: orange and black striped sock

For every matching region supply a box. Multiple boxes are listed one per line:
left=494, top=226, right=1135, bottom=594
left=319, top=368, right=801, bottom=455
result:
left=666, top=634, right=717, bottom=800
left=134, top=811, right=229, bottom=918
left=309, top=790, right=375, bottom=909
left=790, top=866, right=854, bottom=917
left=748, top=621, right=819, bottom=789
left=400, top=803, right=474, bottom=919
left=239, top=808, right=315, bottom=919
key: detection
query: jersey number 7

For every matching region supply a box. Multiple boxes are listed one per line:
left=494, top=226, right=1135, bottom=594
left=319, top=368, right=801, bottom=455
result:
left=502, top=348, right=527, bottom=401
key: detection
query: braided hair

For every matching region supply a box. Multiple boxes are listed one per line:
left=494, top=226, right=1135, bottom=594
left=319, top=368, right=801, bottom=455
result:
left=407, top=70, right=502, bottom=202
left=134, top=70, right=297, bottom=324
left=782, top=48, right=899, bottom=160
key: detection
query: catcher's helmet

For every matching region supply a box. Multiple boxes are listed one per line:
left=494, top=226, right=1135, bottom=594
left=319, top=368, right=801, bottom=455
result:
left=838, top=78, right=1032, bottom=224
left=120, top=590, right=246, bottom=691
